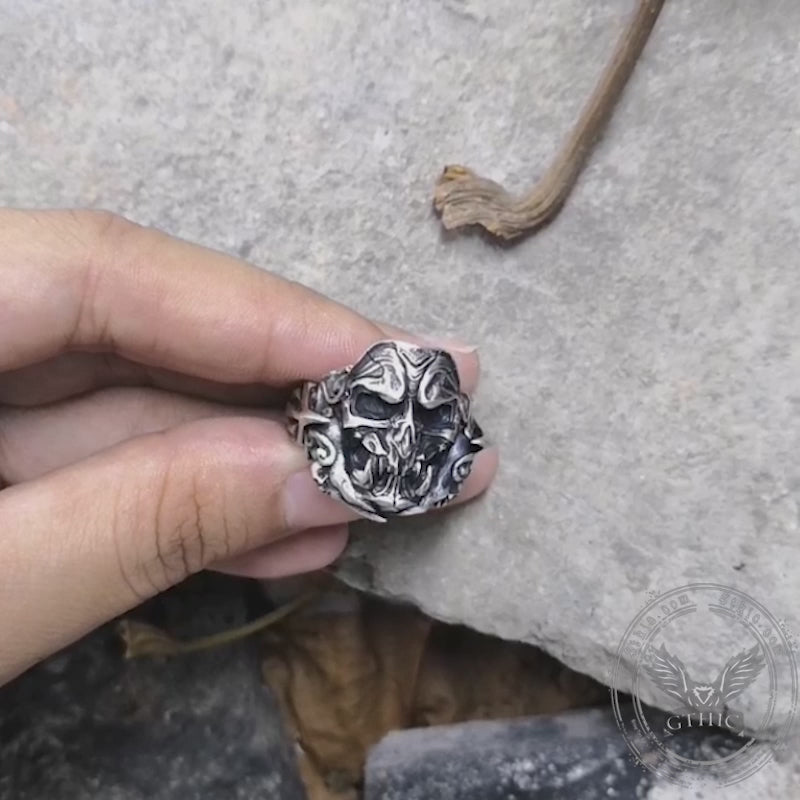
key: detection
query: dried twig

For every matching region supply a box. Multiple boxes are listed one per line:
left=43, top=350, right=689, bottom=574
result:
left=118, top=590, right=318, bottom=658
left=433, top=0, right=666, bottom=240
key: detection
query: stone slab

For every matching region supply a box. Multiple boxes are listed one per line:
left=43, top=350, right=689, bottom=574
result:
left=2, top=0, right=799, bottom=731
left=0, top=575, right=306, bottom=800
left=364, top=707, right=800, bottom=800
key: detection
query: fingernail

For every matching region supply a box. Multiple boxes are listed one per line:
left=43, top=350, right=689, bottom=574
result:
left=375, top=322, right=478, bottom=354
left=418, top=335, right=478, bottom=354
left=282, top=468, right=361, bottom=531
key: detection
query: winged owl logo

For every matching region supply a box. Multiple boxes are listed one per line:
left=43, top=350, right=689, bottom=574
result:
left=644, top=642, right=766, bottom=712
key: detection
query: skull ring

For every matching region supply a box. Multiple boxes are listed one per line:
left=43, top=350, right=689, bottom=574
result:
left=287, top=340, right=485, bottom=521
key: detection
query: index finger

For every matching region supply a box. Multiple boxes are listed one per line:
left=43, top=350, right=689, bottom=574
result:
left=0, top=209, right=478, bottom=388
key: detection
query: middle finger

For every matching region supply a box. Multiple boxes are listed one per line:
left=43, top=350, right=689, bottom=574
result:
left=0, top=328, right=479, bottom=408
left=0, top=387, right=281, bottom=484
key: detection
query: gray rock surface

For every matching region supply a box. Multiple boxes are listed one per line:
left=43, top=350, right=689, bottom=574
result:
left=364, top=707, right=800, bottom=800
left=2, top=0, right=799, bottom=741
left=0, top=574, right=306, bottom=800
left=365, top=707, right=655, bottom=799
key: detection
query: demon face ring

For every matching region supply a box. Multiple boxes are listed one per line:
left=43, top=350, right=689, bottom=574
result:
left=287, top=340, right=485, bottom=521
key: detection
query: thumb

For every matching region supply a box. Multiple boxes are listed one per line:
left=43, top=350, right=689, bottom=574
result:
left=0, top=416, right=353, bottom=684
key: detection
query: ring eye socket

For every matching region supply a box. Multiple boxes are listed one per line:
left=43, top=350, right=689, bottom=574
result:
left=417, top=402, right=453, bottom=430
left=354, top=391, right=399, bottom=420
left=350, top=445, right=370, bottom=469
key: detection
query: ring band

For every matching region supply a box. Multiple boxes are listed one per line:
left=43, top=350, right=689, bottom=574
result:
left=287, top=340, right=485, bottom=521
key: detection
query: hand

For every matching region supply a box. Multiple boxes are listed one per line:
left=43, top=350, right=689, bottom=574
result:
left=0, top=210, right=497, bottom=685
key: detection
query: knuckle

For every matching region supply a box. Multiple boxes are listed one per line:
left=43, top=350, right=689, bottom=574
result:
left=70, top=210, right=144, bottom=287
left=69, top=209, right=138, bottom=251
left=108, top=428, right=268, bottom=603
left=260, top=282, right=315, bottom=379
left=0, top=209, right=136, bottom=268
left=146, top=452, right=236, bottom=590
left=65, top=211, right=149, bottom=348
left=37, top=209, right=142, bottom=266
left=109, top=481, right=151, bottom=602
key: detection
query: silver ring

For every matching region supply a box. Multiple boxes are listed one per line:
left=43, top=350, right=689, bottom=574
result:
left=287, top=340, right=485, bottom=521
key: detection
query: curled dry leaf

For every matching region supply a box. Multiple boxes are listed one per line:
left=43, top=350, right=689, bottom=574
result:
left=261, top=582, right=607, bottom=799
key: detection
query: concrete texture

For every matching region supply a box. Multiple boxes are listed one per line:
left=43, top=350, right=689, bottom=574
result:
left=2, top=0, right=799, bottom=751
left=365, top=707, right=655, bottom=799
left=0, top=574, right=306, bottom=799
left=364, top=707, right=800, bottom=799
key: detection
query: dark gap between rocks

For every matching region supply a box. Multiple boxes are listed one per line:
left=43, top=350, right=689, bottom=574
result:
left=0, top=572, right=746, bottom=800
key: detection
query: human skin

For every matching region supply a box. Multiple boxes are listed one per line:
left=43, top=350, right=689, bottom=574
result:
left=0, top=209, right=497, bottom=686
